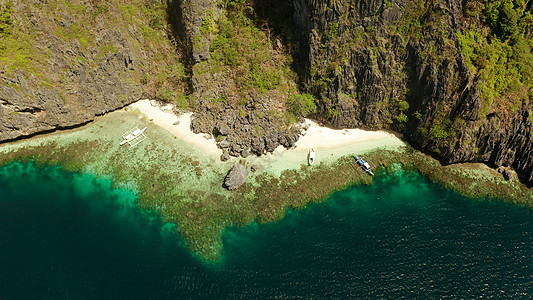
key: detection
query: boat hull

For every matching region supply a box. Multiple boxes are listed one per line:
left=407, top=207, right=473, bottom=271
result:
left=308, top=149, right=316, bottom=166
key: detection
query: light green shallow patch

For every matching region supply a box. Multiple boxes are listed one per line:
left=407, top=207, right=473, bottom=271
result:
left=0, top=110, right=375, bottom=260
left=0, top=111, right=238, bottom=259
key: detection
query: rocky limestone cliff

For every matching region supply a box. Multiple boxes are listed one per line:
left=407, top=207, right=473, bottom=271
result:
left=177, top=0, right=303, bottom=159
left=0, top=0, right=184, bottom=141
left=292, top=0, right=533, bottom=183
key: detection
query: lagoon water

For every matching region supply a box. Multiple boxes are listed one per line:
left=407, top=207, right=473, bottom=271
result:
left=1, top=161, right=532, bottom=298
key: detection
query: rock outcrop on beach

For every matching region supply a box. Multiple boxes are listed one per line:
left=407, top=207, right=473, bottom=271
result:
left=177, top=0, right=302, bottom=158
left=224, top=163, right=249, bottom=190
left=190, top=103, right=299, bottom=157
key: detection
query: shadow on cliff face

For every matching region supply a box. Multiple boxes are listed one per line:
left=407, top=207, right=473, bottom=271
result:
left=253, top=0, right=294, bottom=41
left=252, top=0, right=308, bottom=87
left=166, top=0, right=193, bottom=93
left=166, top=0, right=186, bottom=55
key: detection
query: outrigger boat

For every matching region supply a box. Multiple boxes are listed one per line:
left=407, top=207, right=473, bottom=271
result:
left=120, top=126, right=147, bottom=147
left=354, top=154, right=376, bottom=176
left=308, top=148, right=316, bottom=166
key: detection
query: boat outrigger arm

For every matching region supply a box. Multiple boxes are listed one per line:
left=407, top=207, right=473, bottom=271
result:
left=354, top=155, right=376, bottom=176
left=120, top=126, right=147, bottom=147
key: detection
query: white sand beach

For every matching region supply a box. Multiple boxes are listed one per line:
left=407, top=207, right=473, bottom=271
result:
left=128, top=100, right=405, bottom=174
left=129, top=100, right=220, bottom=155
left=258, top=119, right=405, bottom=175
left=295, top=119, right=402, bottom=151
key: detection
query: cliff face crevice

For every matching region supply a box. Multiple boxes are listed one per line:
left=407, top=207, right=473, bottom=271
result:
left=292, top=0, right=533, bottom=183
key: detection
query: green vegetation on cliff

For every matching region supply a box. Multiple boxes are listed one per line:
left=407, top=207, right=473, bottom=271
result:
left=0, top=1, right=12, bottom=35
left=189, top=0, right=310, bottom=130
left=286, top=93, right=317, bottom=117
left=484, top=0, right=532, bottom=42
left=0, top=0, right=34, bottom=73
left=458, top=0, right=533, bottom=114
left=209, top=0, right=298, bottom=99
left=210, top=8, right=282, bottom=94
left=0, top=0, right=186, bottom=102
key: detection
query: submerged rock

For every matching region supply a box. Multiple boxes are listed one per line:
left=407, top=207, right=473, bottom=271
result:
left=225, top=163, right=249, bottom=190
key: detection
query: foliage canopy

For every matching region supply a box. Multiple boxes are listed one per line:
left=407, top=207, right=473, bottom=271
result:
left=458, top=0, right=533, bottom=113
left=286, top=93, right=317, bottom=117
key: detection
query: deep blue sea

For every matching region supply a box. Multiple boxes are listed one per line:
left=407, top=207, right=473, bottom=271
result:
left=1, top=161, right=532, bottom=299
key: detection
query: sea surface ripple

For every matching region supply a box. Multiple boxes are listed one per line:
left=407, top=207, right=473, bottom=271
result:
left=0, top=162, right=532, bottom=299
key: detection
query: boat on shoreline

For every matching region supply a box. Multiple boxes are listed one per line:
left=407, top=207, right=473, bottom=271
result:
left=354, top=154, right=375, bottom=176
left=120, top=127, right=147, bottom=147
left=308, top=148, right=316, bottom=166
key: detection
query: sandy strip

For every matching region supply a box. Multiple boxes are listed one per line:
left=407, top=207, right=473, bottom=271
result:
left=256, top=119, right=405, bottom=175
left=127, top=100, right=405, bottom=173
left=291, top=119, right=402, bottom=153
left=128, top=100, right=220, bottom=155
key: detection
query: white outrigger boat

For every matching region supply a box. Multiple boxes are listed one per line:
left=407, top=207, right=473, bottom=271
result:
left=354, top=154, right=376, bottom=176
left=308, top=148, right=316, bottom=166
left=120, top=126, right=147, bottom=147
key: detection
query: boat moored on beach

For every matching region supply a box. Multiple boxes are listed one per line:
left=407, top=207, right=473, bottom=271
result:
left=308, top=148, right=316, bottom=165
left=120, top=126, right=147, bottom=147
left=354, top=154, right=375, bottom=176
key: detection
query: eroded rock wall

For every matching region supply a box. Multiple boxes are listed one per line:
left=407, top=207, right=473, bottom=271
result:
left=293, top=0, right=533, bottom=183
left=0, top=1, right=149, bottom=141
left=0, top=0, right=187, bottom=142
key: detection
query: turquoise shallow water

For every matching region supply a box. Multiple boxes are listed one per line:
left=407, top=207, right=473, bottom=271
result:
left=1, top=162, right=532, bottom=298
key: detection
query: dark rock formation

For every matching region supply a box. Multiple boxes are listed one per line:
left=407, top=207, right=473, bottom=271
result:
left=191, top=103, right=300, bottom=158
left=220, top=149, right=230, bottom=161
left=217, top=123, right=231, bottom=136
left=503, top=169, right=513, bottom=181
left=241, top=148, right=251, bottom=158
left=224, top=163, right=249, bottom=190
left=218, top=140, right=231, bottom=149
